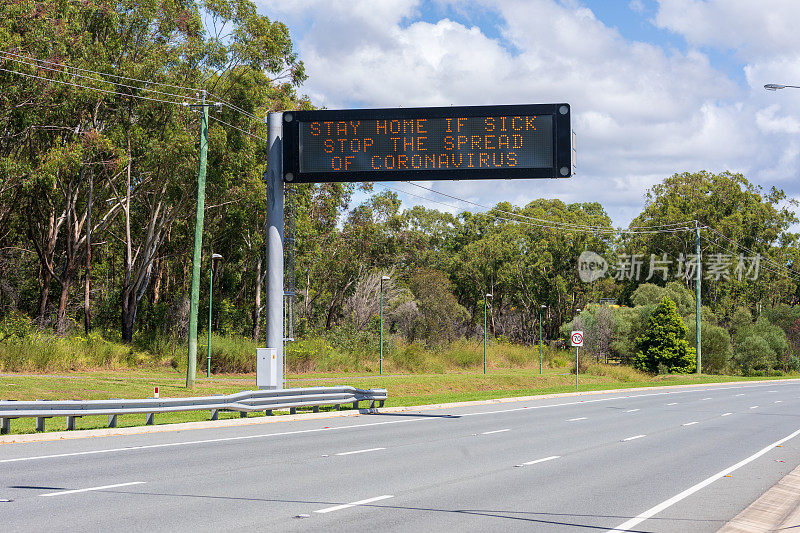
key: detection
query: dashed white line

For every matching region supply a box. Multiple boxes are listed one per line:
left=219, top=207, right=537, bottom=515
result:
left=775, top=401, right=783, bottom=404
left=625, top=409, right=640, bottom=413
left=516, top=455, right=561, bottom=467
left=622, top=435, right=646, bottom=442
left=701, top=398, right=712, bottom=401
left=750, top=406, right=759, bottom=409
left=335, top=447, right=386, bottom=456
left=482, top=429, right=511, bottom=435
left=682, top=422, right=699, bottom=426
left=40, top=482, right=145, bottom=497
left=736, top=394, right=745, bottom=397
left=606, top=426, right=800, bottom=532
left=721, top=413, right=732, bottom=417
left=314, top=495, right=394, bottom=514
left=566, top=417, right=587, bottom=422
left=667, top=402, right=678, bottom=406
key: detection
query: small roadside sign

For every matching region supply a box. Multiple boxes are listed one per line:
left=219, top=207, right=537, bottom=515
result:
left=571, top=331, right=584, bottom=347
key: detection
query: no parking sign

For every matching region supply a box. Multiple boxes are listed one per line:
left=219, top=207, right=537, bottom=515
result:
left=571, top=331, right=584, bottom=347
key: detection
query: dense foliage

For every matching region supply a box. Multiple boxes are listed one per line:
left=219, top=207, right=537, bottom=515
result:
left=1, top=2, right=800, bottom=378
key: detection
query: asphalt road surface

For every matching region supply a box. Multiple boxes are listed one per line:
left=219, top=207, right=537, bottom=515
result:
left=3, top=380, right=800, bottom=532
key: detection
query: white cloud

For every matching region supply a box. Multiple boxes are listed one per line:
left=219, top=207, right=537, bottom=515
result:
left=653, top=0, right=800, bottom=60
left=256, top=0, right=800, bottom=225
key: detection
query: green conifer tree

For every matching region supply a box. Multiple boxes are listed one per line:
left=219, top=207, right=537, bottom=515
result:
left=633, top=297, right=696, bottom=374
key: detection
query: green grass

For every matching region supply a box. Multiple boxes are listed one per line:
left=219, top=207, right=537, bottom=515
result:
left=2, top=366, right=797, bottom=435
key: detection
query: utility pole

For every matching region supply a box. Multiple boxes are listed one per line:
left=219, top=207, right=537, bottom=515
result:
left=186, top=90, right=209, bottom=387
left=695, top=221, right=702, bottom=374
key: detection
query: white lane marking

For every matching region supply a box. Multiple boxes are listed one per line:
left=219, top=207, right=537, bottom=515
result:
left=768, top=390, right=778, bottom=393
left=625, top=409, right=640, bottom=413
left=334, top=447, right=385, bottom=456
left=606, top=426, right=800, bottom=532
left=701, top=398, right=712, bottom=401
left=314, top=495, right=393, bottom=514
left=682, top=422, right=699, bottom=426
left=5, top=382, right=799, bottom=464
left=721, top=413, right=732, bottom=417
left=566, top=417, right=587, bottom=422
left=622, top=435, right=646, bottom=442
left=481, top=429, right=511, bottom=435
left=750, top=406, right=759, bottom=409
left=40, top=482, right=145, bottom=497
left=666, top=403, right=678, bottom=406
left=517, top=455, right=561, bottom=467
left=736, top=394, right=745, bottom=396
left=775, top=401, right=783, bottom=404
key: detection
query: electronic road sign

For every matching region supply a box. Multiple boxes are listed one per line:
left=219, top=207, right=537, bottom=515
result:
left=282, top=103, right=572, bottom=183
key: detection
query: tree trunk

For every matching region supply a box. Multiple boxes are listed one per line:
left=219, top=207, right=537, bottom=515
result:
left=55, top=277, right=72, bottom=335
left=121, top=288, right=136, bottom=343
left=37, top=267, right=51, bottom=321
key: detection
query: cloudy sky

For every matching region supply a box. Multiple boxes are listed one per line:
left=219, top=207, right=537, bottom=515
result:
left=255, top=0, right=800, bottom=226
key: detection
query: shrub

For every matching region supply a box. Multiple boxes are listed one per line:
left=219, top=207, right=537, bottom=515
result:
left=633, top=297, right=696, bottom=374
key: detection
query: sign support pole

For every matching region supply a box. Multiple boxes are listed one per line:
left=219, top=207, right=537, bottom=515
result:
left=576, top=346, right=579, bottom=390
left=265, top=112, right=284, bottom=389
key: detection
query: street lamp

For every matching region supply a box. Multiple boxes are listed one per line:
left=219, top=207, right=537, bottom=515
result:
left=207, top=253, right=223, bottom=378
left=764, top=83, right=800, bottom=91
left=539, top=304, right=546, bottom=375
left=484, top=294, right=493, bottom=375
left=380, top=275, right=390, bottom=375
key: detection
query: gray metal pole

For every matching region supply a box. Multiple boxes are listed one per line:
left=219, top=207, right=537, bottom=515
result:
left=266, top=112, right=284, bottom=389
left=576, top=346, right=579, bottom=390
left=695, top=222, right=702, bottom=374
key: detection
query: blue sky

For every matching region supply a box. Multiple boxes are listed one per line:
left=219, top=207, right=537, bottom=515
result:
left=256, top=0, right=800, bottom=226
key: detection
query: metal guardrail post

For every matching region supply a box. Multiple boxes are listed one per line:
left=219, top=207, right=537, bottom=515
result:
left=1, top=417, right=10, bottom=434
left=145, top=413, right=154, bottom=425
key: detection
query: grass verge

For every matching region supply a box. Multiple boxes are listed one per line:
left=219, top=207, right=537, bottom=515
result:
left=1, top=366, right=798, bottom=435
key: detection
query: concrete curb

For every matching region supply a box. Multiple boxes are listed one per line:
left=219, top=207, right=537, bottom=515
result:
left=718, top=462, right=800, bottom=532
left=2, top=378, right=795, bottom=445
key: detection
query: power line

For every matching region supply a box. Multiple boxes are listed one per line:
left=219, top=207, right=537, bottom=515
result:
left=0, top=51, right=199, bottom=104
left=378, top=183, right=693, bottom=235
left=0, top=50, right=200, bottom=95
left=702, top=225, right=800, bottom=281
left=1, top=51, right=263, bottom=121
left=403, top=182, right=695, bottom=233
left=699, top=233, right=800, bottom=284
left=0, top=66, right=191, bottom=106
left=207, top=114, right=268, bottom=143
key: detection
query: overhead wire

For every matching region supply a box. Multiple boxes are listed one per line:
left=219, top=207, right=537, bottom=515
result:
left=701, top=225, right=800, bottom=282
left=699, top=233, right=799, bottom=284
left=207, top=114, right=268, bottom=143
left=0, top=51, right=263, bottom=122
left=0, top=50, right=200, bottom=95
left=0, top=51, right=199, bottom=104
left=403, top=182, right=696, bottom=233
left=378, top=183, right=694, bottom=236
left=0, top=66, right=192, bottom=107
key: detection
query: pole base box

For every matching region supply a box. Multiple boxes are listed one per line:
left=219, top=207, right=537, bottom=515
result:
left=257, top=348, right=279, bottom=389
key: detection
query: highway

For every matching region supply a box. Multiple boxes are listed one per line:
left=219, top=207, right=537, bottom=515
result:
left=3, top=380, right=800, bottom=532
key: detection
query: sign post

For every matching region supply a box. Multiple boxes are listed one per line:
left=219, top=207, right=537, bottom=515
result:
left=571, top=330, right=583, bottom=390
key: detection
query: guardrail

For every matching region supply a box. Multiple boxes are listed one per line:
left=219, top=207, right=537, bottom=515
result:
left=0, top=386, right=388, bottom=434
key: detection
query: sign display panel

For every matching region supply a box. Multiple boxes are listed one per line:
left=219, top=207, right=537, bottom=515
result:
left=282, top=103, right=571, bottom=183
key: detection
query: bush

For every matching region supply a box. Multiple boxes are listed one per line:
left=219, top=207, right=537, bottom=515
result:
left=633, top=297, right=696, bottom=374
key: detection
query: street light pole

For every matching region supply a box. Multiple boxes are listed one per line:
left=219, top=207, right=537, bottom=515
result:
left=380, top=275, right=390, bottom=375
left=484, top=294, right=492, bottom=375
left=207, top=253, right=222, bottom=378
left=575, top=308, right=581, bottom=390
left=539, top=304, right=546, bottom=375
